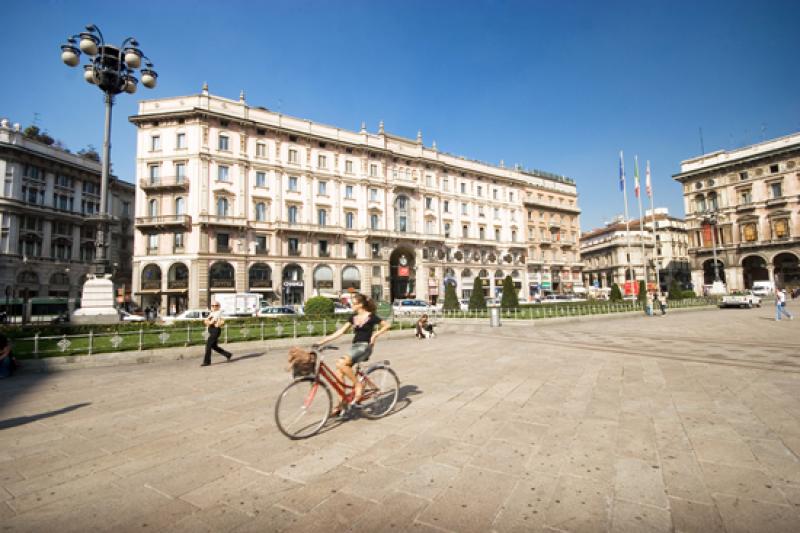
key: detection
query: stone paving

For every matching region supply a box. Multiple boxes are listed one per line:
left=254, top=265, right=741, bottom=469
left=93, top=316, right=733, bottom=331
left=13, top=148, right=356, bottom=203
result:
left=1, top=303, right=799, bottom=532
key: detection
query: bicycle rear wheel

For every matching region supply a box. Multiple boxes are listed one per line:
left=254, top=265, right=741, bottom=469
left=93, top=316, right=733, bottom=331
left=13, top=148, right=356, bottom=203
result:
left=275, top=377, right=331, bottom=439
left=359, top=366, right=399, bottom=419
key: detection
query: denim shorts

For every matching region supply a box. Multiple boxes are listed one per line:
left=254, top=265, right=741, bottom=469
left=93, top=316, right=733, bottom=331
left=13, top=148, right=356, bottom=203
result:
left=349, top=342, right=373, bottom=365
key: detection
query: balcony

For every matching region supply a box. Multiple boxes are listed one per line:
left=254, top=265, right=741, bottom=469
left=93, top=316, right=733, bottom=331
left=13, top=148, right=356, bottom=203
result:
left=288, top=249, right=301, bottom=256
left=146, top=247, right=158, bottom=255
left=736, top=202, right=755, bottom=212
left=136, top=215, right=192, bottom=229
left=173, top=246, right=185, bottom=254
left=210, top=278, right=235, bottom=289
left=319, top=249, right=330, bottom=257
left=346, top=250, right=357, bottom=259
left=140, top=176, right=189, bottom=191
left=216, top=245, right=232, bottom=254
left=254, top=247, right=269, bottom=256
left=141, top=279, right=161, bottom=290
left=197, top=214, right=246, bottom=227
left=167, top=279, right=188, bottom=290
left=766, top=196, right=789, bottom=208
left=249, top=278, right=273, bottom=288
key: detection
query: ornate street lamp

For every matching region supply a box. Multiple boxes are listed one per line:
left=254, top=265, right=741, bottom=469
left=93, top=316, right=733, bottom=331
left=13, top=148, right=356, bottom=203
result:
left=60, top=24, right=158, bottom=277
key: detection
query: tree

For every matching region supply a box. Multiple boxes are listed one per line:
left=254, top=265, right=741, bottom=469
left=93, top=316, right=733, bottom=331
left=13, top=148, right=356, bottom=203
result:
left=23, top=125, right=55, bottom=146
left=442, top=282, right=459, bottom=312
left=78, top=145, right=101, bottom=162
left=668, top=279, right=683, bottom=300
left=500, top=275, right=519, bottom=309
left=303, top=296, right=334, bottom=317
left=469, top=276, right=487, bottom=310
left=610, top=283, right=623, bottom=302
left=637, top=280, right=647, bottom=304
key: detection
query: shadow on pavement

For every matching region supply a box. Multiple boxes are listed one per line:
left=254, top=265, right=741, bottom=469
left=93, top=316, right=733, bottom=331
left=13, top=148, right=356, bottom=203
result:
left=0, top=402, right=91, bottom=430
left=230, top=351, right=268, bottom=363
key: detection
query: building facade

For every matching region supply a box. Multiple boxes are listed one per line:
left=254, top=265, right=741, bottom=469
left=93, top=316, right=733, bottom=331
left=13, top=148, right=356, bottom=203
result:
left=580, top=208, right=690, bottom=294
left=673, top=132, right=800, bottom=292
left=129, top=90, right=582, bottom=314
left=0, top=119, right=135, bottom=301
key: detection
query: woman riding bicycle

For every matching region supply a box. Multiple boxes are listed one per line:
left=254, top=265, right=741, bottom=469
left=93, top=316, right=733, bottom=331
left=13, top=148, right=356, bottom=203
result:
left=316, top=293, right=390, bottom=413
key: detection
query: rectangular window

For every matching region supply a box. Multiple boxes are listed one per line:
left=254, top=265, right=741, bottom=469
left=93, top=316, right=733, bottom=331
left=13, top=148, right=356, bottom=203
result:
left=398, top=216, right=407, bottom=232
left=149, top=165, right=160, bottom=182
left=217, top=165, right=229, bottom=182
left=740, top=190, right=751, bottom=204
left=346, top=241, right=356, bottom=257
left=443, top=178, right=449, bottom=191
left=122, top=201, right=130, bottom=216
left=318, top=181, right=327, bottom=195
left=255, top=171, right=266, bottom=187
left=460, top=183, right=467, bottom=194
left=176, top=133, right=186, bottom=149
left=346, top=185, right=354, bottom=199
left=461, top=203, right=468, bottom=215
left=425, top=197, right=432, bottom=209
left=318, top=155, right=327, bottom=169
left=288, top=149, right=298, bottom=164
left=218, top=135, right=229, bottom=151
left=426, top=175, right=432, bottom=187
left=770, top=164, right=779, bottom=174
left=288, top=206, right=298, bottom=224
left=444, top=223, right=451, bottom=238
left=493, top=189, right=498, bottom=199
left=340, top=160, right=351, bottom=174
left=371, top=243, right=381, bottom=258
left=369, top=164, right=378, bottom=177
left=256, top=143, right=266, bottom=157
left=174, top=232, right=184, bottom=249
left=148, top=234, right=158, bottom=251
left=346, top=212, right=355, bottom=229
left=477, top=185, right=482, bottom=197
left=770, top=182, right=782, bottom=199
left=288, top=176, right=298, bottom=191
left=479, top=206, right=484, bottom=217
left=151, top=135, right=161, bottom=151
left=256, top=235, right=268, bottom=253
left=509, top=192, right=514, bottom=202
left=479, top=227, right=485, bottom=240
left=495, top=228, right=501, bottom=241
left=318, top=209, right=327, bottom=226
left=494, top=208, right=500, bottom=219
left=739, top=171, right=748, bottom=181
left=444, top=200, right=449, bottom=212
left=369, top=188, right=378, bottom=201
left=371, top=214, right=379, bottom=229
left=175, top=163, right=186, bottom=182
left=462, top=225, right=469, bottom=238
left=288, top=238, right=299, bottom=254
left=318, top=239, right=328, bottom=255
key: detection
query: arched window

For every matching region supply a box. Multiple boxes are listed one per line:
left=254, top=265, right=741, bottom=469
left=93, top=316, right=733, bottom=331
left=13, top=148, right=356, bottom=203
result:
left=255, top=202, right=266, bottom=222
left=168, top=263, right=189, bottom=289
left=313, top=265, right=334, bottom=290
left=216, top=197, right=229, bottom=217
left=141, top=264, right=162, bottom=290
left=394, top=195, right=409, bottom=233
left=209, top=261, right=235, bottom=288
left=345, top=212, right=355, bottom=229
left=462, top=268, right=473, bottom=278
left=148, top=199, right=158, bottom=217
left=695, top=194, right=706, bottom=213
left=707, top=192, right=718, bottom=211
left=288, top=205, right=298, bottom=224
left=342, top=266, right=361, bottom=290
left=50, top=273, right=70, bottom=285
left=17, top=271, right=39, bottom=284
left=175, top=197, right=185, bottom=215
left=249, top=263, right=272, bottom=288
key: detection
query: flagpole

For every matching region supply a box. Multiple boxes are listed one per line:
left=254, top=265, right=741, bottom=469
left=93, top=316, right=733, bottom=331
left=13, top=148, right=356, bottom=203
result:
left=635, top=156, right=648, bottom=290
left=621, top=151, right=633, bottom=294
left=647, top=160, right=661, bottom=292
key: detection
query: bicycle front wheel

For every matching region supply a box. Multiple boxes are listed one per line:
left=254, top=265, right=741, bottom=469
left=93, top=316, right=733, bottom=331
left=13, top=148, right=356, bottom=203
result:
left=359, top=366, right=399, bottom=419
left=275, top=377, right=332, bottom=439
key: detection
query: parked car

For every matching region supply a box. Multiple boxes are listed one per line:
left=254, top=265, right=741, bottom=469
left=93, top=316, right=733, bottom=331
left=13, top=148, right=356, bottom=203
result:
left=392, top=299, right=433, bottom=316
left=257, top=306, right=297, bottom=318
left=720, top=291, right=762, bottom=309
left=161, top=309, right=211, bottom=325
left=333, top=302, right=352, bottom=315
left=459, top=299, right=470, bottom=311
left=751, top=281, right=775, bottom=297
left=119, top=310, right=145, bottom=322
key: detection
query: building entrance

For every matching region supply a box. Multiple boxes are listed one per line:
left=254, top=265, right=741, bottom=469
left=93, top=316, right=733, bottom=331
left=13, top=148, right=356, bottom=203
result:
left=389, top=248, right=416, bottom=301
left=742, top=255, right=769, bottom=289
left=282, top=264, right=305, bottom=305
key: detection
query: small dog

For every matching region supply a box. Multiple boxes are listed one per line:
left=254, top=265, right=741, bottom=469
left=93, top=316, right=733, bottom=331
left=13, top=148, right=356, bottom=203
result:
left=287, top=346, right=316, bottom=377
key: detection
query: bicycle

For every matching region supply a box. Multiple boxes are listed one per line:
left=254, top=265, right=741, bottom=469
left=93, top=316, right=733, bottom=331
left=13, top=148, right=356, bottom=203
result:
left=274, top=345, right=400, bottom=439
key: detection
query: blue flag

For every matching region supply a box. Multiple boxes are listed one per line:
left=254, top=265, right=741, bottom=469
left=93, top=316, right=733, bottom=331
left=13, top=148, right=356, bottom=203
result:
left=619, top=151, right=625, bottom=192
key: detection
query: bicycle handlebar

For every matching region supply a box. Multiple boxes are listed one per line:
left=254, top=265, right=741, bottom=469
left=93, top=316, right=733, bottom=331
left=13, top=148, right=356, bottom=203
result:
left=312, top=344, right=339, bottom=352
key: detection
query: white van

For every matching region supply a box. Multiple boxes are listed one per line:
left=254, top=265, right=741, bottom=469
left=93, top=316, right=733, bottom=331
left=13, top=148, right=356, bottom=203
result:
left=751, top=281, right=775, bottom=297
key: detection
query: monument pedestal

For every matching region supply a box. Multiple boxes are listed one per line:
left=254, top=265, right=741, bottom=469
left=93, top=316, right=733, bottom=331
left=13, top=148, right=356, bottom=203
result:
left=71, top=274, right=121, bottom=325
left=708, top=281, right=727, bottom=296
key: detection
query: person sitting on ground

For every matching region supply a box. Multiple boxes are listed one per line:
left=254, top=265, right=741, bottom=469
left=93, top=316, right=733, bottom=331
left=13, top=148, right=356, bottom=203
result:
left=315, top=293, right=390, bottom=415
left=415, top=314, right=435, bottom=339
left=0, top=333, right=18, bottom=379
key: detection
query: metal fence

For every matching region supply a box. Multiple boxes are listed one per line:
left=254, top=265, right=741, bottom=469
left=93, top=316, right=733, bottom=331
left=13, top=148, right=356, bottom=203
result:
left=11, top=298, right=717, bottom=359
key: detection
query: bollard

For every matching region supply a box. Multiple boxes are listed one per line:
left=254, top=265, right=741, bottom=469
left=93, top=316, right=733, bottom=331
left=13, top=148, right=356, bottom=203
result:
left=138, top=328, right=143, bottom=351
left=224, top=324, right=228, bottom=343
left=34, top=333, right=40, bottom=358
left=260, top=321, right=265, bottom=341
left=186, top=324, right=191, bottom=346
left=489, top=306, right=501, bottom=327
left=293, top=320, right=297, bottom=338
left=323, top=319, right=327, bottom=336
left=88, top=330, right=94, bottom=356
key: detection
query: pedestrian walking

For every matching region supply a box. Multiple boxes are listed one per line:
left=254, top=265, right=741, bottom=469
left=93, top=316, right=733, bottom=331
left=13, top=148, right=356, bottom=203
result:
left=659, top=293, right=667, bottom=316
left=775, top=288, right=794, bottom=321
left=645, top=292, right=654, bottom=316
left=202, top=301, right=232, bottom=366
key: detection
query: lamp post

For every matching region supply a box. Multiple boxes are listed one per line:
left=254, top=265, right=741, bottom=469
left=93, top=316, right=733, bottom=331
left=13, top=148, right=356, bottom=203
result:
left=60, top=25, right=158, bottom=277
left=704, top=212, right=721, bottom=282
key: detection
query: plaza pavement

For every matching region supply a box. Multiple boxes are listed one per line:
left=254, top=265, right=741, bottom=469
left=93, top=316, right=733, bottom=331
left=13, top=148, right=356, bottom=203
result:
left=1, top=302, right=799, bottom=532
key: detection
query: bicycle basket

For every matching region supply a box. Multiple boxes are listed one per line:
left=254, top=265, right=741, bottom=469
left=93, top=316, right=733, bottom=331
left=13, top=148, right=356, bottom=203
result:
left=288, top=346, right=316, bottom=377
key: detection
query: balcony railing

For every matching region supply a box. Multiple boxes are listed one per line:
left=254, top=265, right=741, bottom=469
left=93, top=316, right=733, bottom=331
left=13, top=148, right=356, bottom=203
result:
left=136, top=215, right=192, bottom=228
left=168, top=279, right=188, bottom=290
left=288, top=249, right=301, bottom=256
left=146, top=247, right=158, bottom=255
left=249, top=279, right=272, bottom=288
left=209, top=278, right=235, bottom=289
left=140, top=176, right=189, bottom=191
left=173, top=246, right=185, bottom=254
left=141, top=280, right=161, bottom=290
left=319, top=250, right=330, bottom=257
left=197, top=214, right=247, bottom=227
left=254, top=247, right=269, bottom=256
left=216, top=245, right=231, bottom=254
left=346, top=250, right=357, bottom=259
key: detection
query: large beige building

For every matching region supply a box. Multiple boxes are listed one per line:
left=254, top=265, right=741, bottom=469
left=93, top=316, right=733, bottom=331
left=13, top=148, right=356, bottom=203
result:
left=0, top=118, right=135, bottom=301
left=673, top=132, right=800, bottom=292
left=129, top=89, right=582, bottom=314
left=580, top=208, right=690, bottom=294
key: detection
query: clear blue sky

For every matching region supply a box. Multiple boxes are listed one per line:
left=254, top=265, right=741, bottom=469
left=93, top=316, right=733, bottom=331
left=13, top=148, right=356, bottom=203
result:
left=2, top=0, right=798, bottom=230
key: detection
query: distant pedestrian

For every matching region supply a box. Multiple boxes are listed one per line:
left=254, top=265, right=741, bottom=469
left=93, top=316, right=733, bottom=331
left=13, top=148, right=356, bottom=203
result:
left=202, top=301, right=232, bottom=366
left=645, top=293, right=653, bottom=316
left=659, top=293, right=667, bottom=316
left=0, top=333, right=18, bottom=379
left=775, top=289, right=794, bottom=321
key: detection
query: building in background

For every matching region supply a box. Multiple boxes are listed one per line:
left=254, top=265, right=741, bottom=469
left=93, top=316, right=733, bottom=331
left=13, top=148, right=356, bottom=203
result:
left=580, top=208, right=689, bottom=294
left=129, top=89, right=582, bottom=314
left=0, top=119, right=135, bottom=305
left=673, top=132, right=800, bottom=292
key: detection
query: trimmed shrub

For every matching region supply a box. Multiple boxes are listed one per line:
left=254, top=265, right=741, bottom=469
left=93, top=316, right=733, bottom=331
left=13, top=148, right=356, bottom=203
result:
left=610, top=284, right=623, bottom=302
left=303, top=296, right=335, bottom=317
left=637, top=281, right=647, bottom=304
left=681, top=290, right=697, bottom=299
left=469, top=276, right=487, bottom=310
left=442, top=283, right=459, bottom=311
left=501, top=276, right=519, bottom=309
left=668, top=280, right=683, bottom=300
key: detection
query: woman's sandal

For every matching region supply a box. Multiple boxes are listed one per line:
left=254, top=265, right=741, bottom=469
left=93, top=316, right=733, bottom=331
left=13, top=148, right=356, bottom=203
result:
left=330, top=402, right=345, bottom=417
